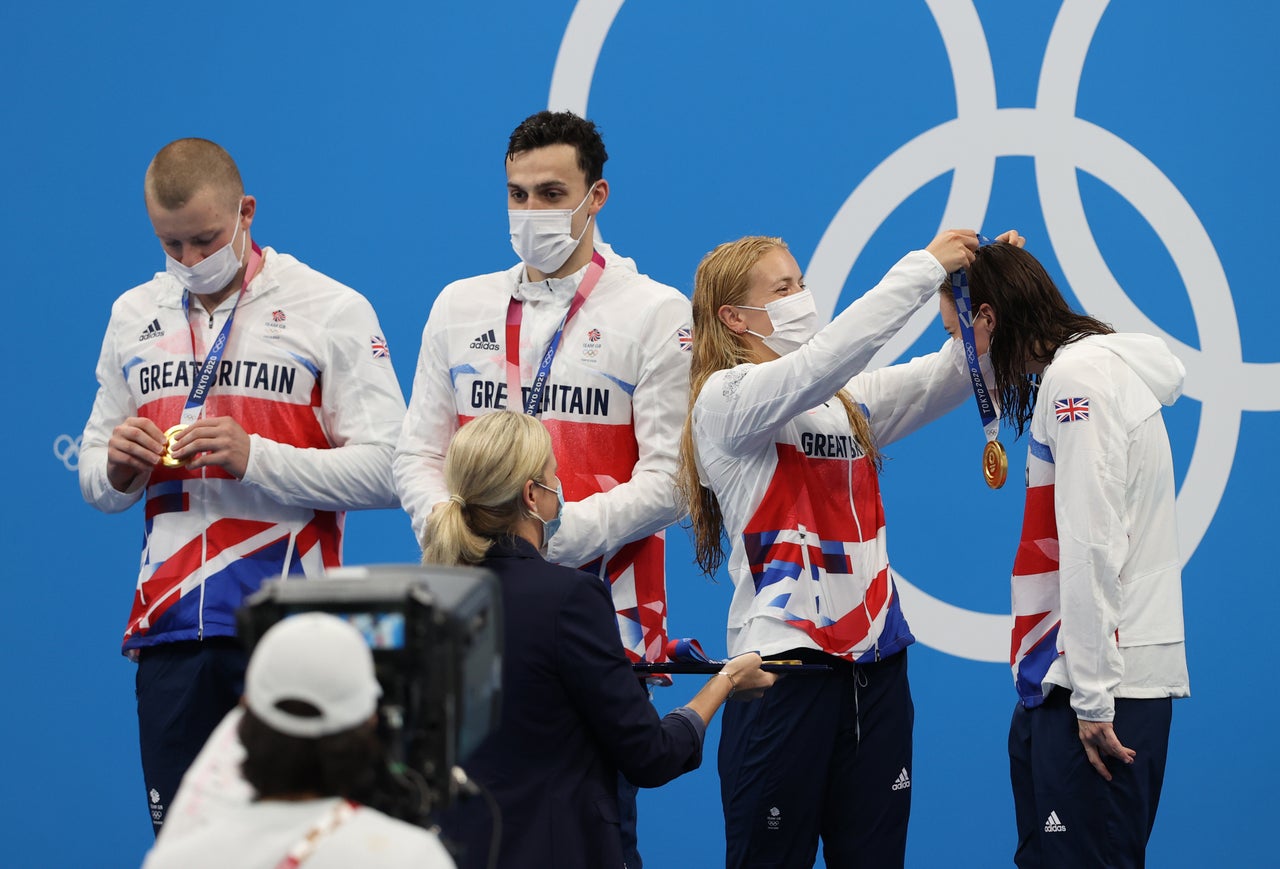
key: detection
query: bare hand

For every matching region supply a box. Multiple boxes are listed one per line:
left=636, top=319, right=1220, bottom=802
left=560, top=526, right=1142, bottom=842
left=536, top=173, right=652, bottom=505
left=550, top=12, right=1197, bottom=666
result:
left=721, top=652, right=778, bottom=701
left=171, top=416, right=252, bottom=479
left=993, top=229, right=1026, bottom=248
left=1078, top=719, right=1135, bottom=781
left=925, top=229, right=980, bottom=273
left=107, top=417, right=167, bottom=492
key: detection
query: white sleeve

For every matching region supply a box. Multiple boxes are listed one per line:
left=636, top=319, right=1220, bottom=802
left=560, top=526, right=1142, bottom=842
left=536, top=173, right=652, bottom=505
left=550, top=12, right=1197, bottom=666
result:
left=240, top=292, right=406, bottom=511
left=847, top=337, right=972, bottom=448
left=694, top=249, right=946, bottom=453
left=393, top=300, right=458, bottom=546
left=545, top=292, right=691, bottom=567
left=79, top=305, right=149, bottom=512
left=1044, top=365, right=1127, bottom=723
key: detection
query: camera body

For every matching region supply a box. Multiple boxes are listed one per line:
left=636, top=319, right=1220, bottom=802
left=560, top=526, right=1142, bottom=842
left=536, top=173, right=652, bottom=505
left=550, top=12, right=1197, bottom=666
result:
left=238, top=564, right=503, bottom=816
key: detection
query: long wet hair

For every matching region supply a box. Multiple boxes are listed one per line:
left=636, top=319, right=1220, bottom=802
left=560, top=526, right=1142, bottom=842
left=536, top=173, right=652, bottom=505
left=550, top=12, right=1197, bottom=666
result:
left=678, top=236, right=880, bottom=576
left=966, top=243, right=1114, bottom=435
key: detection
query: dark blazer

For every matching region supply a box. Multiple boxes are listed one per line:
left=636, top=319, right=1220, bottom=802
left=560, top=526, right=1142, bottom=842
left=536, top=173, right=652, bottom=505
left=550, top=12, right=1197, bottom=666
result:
left=441, top=536, right=702, bottom=869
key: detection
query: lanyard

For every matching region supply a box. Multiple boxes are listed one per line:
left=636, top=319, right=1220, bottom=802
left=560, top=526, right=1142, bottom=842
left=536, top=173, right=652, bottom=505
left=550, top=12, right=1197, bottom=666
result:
left=505, top=249, right=606, bottom=415
left=178, top=243, right=263, bottom=427
left=274, top=799, right=358, bottom=869
left=949, top=234, right=1008, bottom=488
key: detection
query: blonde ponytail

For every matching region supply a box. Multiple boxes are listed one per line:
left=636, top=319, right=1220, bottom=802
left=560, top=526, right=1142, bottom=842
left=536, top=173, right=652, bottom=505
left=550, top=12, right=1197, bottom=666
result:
left=419, top=411, right=554, bottom=567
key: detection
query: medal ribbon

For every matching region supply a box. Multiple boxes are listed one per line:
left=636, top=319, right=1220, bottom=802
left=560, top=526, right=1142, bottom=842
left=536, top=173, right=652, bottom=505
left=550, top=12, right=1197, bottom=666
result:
left=178, top=244, right=262, bottom=426
left=949, top=235, right=1001, bottom=445
left=505, top=249, right=606, bottom=416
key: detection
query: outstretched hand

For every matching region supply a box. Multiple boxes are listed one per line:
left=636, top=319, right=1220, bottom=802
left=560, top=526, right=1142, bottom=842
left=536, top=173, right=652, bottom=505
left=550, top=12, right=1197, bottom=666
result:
left=721, top=652, right=778, bottom=701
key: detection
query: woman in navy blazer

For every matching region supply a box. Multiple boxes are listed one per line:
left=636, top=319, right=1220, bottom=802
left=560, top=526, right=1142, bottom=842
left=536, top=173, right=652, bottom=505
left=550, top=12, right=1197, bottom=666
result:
left=422, top=411, right=774, bottom=869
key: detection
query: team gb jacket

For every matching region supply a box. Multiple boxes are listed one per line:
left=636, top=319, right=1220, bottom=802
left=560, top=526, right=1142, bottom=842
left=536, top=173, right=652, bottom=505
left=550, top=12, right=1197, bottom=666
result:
left=1010, top=333, right=1190, bottom=721
left=80, top=247, right=405, bottom=655
left=394, top=244, right=691, bottom=664
left=693, top=250, right=975, bottom=662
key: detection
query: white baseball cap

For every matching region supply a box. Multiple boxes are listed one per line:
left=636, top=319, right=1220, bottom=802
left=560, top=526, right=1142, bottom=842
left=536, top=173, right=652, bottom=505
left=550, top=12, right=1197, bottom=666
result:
left=244, top=612, right=383, bottom=738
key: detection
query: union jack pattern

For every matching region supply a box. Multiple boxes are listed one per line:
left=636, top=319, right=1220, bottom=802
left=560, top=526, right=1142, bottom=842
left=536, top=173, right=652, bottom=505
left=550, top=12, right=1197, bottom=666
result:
left=82, top=248, right=406, bottom=659
left=1010, top=435, right=1062, bottom=707
left=124, top=379, right=343, bottom=652
left=739, top=443, right=908, bottom=661
left=370, top=335, right=389, bottom=358
left=1054, top=396, right=1090, bottom=422
left=587, top=328, right=601, bottom=342
left=677, top=327, right=693, bottom=352
left=125, top=513, right=340, bottom=647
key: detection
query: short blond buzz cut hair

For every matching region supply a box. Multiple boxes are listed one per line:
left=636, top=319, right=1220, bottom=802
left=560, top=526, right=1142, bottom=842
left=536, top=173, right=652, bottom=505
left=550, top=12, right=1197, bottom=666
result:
left=144, top=138, right=244, bottom=211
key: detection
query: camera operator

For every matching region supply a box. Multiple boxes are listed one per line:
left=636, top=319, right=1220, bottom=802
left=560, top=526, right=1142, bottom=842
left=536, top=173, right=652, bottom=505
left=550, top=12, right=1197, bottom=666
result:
left=142, top=612, right=455, bottom=868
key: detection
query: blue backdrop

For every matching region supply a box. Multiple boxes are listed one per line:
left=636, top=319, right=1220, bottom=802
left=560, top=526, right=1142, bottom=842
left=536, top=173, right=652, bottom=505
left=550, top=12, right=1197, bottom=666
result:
left=6, top=1, right=1275, bottom=866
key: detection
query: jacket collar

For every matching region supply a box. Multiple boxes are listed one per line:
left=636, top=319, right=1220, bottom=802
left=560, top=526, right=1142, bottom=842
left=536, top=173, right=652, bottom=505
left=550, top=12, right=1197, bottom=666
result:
left=485, top=534, right=543, bottom=561
left=152, top=245, right=283, bottom=310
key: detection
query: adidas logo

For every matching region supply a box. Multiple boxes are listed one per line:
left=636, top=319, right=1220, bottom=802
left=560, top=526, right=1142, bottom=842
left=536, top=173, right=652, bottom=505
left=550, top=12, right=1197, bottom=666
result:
left=139, top=318, right=164, bottom=341
left=1044, top=810, right=1067, bottom=833
left=891, top=768, right=911, bottom=791
left=470, top=329, right=500, bottom=350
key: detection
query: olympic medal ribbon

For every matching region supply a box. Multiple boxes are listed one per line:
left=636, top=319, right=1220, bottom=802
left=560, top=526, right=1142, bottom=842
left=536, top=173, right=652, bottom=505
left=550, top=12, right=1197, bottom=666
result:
left=665, top=637, right=713, bottom=664
left=505, top=249, right=607, bottom=416
left=164, top=244, right=263, bottom=467
left=949, top=235, right=1008, bottom=488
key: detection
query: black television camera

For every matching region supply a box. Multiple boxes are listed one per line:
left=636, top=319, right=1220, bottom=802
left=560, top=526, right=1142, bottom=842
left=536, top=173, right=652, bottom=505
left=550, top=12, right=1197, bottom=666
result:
left=238, top=564, right=502, bottom=823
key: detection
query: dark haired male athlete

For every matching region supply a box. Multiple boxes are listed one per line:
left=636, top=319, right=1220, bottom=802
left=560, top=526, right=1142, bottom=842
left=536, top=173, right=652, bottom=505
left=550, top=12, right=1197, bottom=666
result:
left=394, top=111, right=691, bottom=867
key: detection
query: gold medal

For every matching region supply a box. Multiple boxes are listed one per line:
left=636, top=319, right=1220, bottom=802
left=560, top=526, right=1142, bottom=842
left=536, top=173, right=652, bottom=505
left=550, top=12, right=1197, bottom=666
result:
left=983, top=440, right=1008, bottom=489
left=161, top=424, right=189, bottom=468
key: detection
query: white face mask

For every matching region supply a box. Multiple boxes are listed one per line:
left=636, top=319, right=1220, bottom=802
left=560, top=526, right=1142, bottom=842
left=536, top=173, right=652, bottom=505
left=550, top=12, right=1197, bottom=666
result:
left=508, top=185, right=595, bottom=275
left=165, top=202, right=247, bottom=296
left=737, top=289, right=821, bottom=355
left=532, top=479, right=564, bottom=551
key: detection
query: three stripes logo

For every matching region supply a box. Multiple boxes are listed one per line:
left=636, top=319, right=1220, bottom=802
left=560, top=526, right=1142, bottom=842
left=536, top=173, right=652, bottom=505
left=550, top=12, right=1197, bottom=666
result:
left=1044, top=811, right=1067, bottom=833
left=138, top=318, right=164, bottom=341
left=470, top=329, right=501, bottom=351
left=891, top=768, right=911, bottom=791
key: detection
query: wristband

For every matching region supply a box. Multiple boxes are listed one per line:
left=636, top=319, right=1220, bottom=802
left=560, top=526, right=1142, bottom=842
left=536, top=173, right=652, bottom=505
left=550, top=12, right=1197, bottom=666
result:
left=716, top=670, right=737, bottom=698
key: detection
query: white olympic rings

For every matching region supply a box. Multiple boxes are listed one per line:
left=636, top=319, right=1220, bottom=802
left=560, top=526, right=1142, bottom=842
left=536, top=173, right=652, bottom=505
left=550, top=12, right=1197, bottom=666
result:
left=549, top=0, right=1272, bottom=661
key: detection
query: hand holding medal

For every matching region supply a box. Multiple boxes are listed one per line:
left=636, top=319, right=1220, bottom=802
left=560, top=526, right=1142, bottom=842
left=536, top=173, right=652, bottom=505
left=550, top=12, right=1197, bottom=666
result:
left=161, top=424, right=189, bottom=468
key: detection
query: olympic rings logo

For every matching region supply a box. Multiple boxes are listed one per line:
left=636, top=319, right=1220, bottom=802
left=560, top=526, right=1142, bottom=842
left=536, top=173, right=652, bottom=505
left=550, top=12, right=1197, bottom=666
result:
left=551, top=0, right=1279, bottom=662
left=54, top=434, right=80, bottom=471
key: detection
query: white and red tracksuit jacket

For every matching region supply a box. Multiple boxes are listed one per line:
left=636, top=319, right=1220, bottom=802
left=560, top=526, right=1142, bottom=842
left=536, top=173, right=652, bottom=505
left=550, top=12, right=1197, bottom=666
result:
left=692, top=250, right=973, bottom=661
left=394, top=243, right=690, bottom=662
left=80, top=247, right=406, bottom=655
left=1010, top=333, right=1190, bottom=720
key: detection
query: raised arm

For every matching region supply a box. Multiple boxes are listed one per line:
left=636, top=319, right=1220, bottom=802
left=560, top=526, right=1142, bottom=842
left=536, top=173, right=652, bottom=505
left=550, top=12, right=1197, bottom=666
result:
left=694, top=235, right=973, bottom=454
